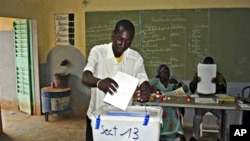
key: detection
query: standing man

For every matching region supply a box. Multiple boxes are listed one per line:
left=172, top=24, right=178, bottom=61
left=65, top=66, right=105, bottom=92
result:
left=82, top=19, right=150, bottom=141
left=189, top=56, right=227, bottom=141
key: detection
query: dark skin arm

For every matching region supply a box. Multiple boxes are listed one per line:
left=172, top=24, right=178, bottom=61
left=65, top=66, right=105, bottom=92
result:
left=169, top=78, right=183, bottom=88
left=82, top=70, right=118, bottom=94
left=135, top=81, right=150, bottom=102
left=189, top=74, right=200, bottom=94
left=82, top=70, right=150, bottom=102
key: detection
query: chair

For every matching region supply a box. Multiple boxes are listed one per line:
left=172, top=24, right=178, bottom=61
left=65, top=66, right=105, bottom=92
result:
left=241, top=86, right=250, bottom=98
left=241, top=86, right=250, bottom=125
left=199, top=112, right=219, bottom=137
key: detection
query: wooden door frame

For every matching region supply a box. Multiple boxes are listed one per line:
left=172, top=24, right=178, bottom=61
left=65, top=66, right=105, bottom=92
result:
left=30, top=20, right=41, bottom=115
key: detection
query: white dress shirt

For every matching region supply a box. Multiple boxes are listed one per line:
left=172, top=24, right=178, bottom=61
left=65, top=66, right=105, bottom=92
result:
left=83, top=42, right=148, bottom=118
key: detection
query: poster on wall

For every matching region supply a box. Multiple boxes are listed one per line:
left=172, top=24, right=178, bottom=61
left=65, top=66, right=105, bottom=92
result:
left=55, top=13, right=74, bottom=46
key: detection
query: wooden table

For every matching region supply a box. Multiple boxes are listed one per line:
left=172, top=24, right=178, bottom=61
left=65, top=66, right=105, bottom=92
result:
left=133, top=95, right=237, bottom=141
left=41, top=86, right=72, bottom=121
left=236, top=98, right=250, bottom=124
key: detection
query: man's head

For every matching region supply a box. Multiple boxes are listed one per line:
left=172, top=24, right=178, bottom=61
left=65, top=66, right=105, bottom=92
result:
left=203, top=56, right=214, bottom=64
left=112, top=19, right=135, bottom=57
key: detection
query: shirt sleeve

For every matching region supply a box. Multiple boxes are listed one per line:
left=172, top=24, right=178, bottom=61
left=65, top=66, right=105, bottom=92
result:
left=83, top=46, right=99, bottom=73
left=133, top=52, right=149, bottom=85
left=217, top=72, right=227, bottom=87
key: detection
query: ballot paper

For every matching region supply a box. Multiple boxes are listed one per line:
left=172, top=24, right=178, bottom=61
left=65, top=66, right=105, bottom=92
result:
left=103, top=71, right=139, bottom=110
left=195, top=97, right=216, bottom=104
left=172, top=87, right=185, bottom=95
left=163, top=87, right=186, bottom=97
left=197, top=63, right=216, bottom=94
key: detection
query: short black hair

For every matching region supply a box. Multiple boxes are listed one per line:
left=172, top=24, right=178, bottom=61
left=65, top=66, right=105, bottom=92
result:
left=113, top=19, right=135, bottom=35
left=203, top=56, right=214, bottom=64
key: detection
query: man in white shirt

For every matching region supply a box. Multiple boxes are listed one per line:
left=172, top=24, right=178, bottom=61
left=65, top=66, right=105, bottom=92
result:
left=82, top=19, right=150, bottom=141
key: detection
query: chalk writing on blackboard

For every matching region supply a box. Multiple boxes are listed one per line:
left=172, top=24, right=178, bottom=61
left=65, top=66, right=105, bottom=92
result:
left=86, top=10, right=208, bottom=79
left=140, top=11, right=208, bottom=78
left=86, top=9, right=250, bottom=81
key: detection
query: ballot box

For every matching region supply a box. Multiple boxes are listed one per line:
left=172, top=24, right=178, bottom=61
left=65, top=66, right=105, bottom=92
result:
left=90, top=105, right=163, bottom=141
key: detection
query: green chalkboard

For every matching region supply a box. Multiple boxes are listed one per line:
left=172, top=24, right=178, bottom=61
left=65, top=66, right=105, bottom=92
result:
left=85, top=11, right=140, bottom=54
left=85, top=9, right=250, bottom=82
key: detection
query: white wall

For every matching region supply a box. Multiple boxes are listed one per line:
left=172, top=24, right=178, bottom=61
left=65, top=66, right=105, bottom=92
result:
left=0, top=31, right=17, bottom=109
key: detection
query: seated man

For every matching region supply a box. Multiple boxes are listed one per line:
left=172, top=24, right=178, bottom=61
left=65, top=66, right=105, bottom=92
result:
left=189, top=56, right=227, bottom=141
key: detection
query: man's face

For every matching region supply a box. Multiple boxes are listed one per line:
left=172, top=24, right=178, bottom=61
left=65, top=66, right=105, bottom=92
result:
left=204, top=60, right=213, bottom=64
left=112, top=29, right=134, bottom=57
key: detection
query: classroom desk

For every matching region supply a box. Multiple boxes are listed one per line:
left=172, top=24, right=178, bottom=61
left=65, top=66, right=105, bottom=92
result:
left=236, top=98, right=250, bottom=124
left=133, top=95, right=237, bottom=141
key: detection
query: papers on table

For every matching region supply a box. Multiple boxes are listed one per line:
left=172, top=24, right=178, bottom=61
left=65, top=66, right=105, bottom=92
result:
left=172, top=87, right=185, bottom=95
left=238, top=103, right=250, bottom=109
left=197, top=63, right=216, bottom=94
left=195, top=97, right=217, bottom=104
left=193, top=94, right=235, bottom=103
left=162, top=87, right=186, bottom=97
left=238, top=98, right=250, bottom=109
left=190, top=94, right=199, bottom=98
left=217, top=94, right=235, bottom=101
left=103, top=71, right=139, bottom=110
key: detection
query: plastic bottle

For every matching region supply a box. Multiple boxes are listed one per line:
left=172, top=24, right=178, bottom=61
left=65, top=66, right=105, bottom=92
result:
left=51, top=82, right=55, bottom=88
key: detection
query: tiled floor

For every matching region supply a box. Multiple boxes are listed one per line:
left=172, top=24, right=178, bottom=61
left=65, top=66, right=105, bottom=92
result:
left=0, top=108, right=217, bottom=141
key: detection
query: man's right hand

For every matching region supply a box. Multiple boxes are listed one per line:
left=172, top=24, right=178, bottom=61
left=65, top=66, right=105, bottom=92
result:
left=194, top=76, right=201, bottom=83
left=97, top=77, right=119, bottom=95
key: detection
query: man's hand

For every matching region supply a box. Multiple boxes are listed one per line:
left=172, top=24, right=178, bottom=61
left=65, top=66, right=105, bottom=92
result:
left=211, top=77, right=217, bottom=83
left=194, top=76, right=201, bottom=83
left=135, top=81, right=150, bottom=102
left=97, top=77, right=119, bottom=95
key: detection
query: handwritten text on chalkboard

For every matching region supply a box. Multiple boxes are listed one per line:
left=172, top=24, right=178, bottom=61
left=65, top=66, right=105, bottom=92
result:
left=86, top=10, right=208, bottom=79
